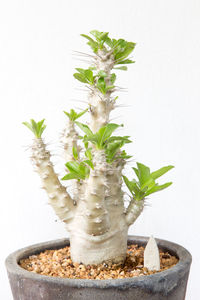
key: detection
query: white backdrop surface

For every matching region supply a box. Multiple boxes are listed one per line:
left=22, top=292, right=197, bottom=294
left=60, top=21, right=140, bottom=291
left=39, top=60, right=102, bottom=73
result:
left=0, top=0, right=200, bottom=299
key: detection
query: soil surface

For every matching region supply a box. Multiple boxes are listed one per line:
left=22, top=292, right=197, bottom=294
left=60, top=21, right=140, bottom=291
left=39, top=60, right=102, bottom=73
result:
left=19, top=244, right=178, bottom=280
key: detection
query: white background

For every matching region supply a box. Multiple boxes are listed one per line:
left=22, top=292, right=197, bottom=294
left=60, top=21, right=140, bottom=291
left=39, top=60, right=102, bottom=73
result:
left=0, top=0, right=199, bottom=299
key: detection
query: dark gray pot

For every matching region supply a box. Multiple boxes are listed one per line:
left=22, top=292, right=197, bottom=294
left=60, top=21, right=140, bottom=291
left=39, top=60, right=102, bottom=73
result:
left=5, top=236, right=192, bottom=300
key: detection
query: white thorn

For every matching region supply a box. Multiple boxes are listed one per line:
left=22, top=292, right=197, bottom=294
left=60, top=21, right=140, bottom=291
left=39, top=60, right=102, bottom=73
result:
left=94, top=217, right=102, bottom=224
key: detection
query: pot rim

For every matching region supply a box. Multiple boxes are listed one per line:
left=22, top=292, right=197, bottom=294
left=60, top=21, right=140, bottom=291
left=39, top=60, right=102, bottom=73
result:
left=5, top=235, right=192, bottom=289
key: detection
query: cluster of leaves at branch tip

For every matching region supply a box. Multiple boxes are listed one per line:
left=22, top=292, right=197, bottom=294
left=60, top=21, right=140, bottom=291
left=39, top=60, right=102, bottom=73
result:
left=73, top=30, right=136, bottom=94
left=23, top=29, right=174, bottom=207
left=23, top=119, right=46, bottom=138
left=64, top=108, right=88, bottom=121
left=62, top=121, right=132, bottom=181
left=123, top=164, right=174, bottom=201
left=73, top=68, right=116, bottom=95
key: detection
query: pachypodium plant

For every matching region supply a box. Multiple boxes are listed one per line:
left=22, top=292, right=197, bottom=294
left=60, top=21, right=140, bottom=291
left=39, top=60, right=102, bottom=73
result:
left=23, top=30, right=174, bottom=265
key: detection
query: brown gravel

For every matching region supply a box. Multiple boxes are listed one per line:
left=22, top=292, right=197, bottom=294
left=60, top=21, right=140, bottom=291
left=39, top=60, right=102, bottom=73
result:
left=19, top=244, right=178, bottom=280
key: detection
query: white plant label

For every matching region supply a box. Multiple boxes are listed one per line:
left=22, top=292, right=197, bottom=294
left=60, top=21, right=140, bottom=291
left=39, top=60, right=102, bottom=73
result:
left=144, top=236, right=160, bottom=271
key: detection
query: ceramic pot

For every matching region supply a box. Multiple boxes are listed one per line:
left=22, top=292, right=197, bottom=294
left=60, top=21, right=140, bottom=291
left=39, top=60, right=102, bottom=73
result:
left=5, top=235, right=192, bottom=300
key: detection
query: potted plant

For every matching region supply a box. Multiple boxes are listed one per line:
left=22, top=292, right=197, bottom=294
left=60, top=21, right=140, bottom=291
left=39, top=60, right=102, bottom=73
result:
left=5, top=30, right=191, bottom=300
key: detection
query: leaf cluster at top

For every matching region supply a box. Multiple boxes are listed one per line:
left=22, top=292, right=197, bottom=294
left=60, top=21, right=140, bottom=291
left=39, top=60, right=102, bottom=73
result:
left=23, top=119, right=46, bottom=138
left=76, top=122, right=132, bottom=163
left=62, top=159, right=93, bottom=181
left=73, top=68, right=116, bottom=95
left=81, top=30, right=136, bottom=67
left=64, top=108, right=87, bottom=121
left=123, top=164, right=174, bottom=201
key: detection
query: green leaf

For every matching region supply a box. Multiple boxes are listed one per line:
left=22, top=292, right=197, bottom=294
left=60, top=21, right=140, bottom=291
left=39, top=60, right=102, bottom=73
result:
left=132, top=167, right=139, bottom=179
left=117, top=59, right=135, bottom=64
left=83, top=160, right=94, bottom=169
left=62, top=173, right=81, bottom=180
left=110, top=73, right=116, bottom=84
left=105, top=36, right=113, bottom=48
left=65, top=161, right=81, bottom=174
left=116, top=150, right=132, bottom=160
left=97, top=77, right=106, bottom=94
left=85, top=148, right=92, bottom=160
left=75, top=122, right=93, bottom=136
left=90, top=30, right=102, bottom=41
left=81, top=34, right=99, bottom=52
left=85, top=69, right=94, bottom=84
left=76, top=109, right=88, bottom=119
left=106, top=141, right=124, bottom=162
left=64, top=161, right=90, bottom=180
left=98, top=70, right=107, bottom=78
left=123, top=175, right=143, bottom=199
left=151, top=165, right=174, bottom=180
left=106, top=136, right=132, bottom=144
left=114, top=66, right=128, bottom=71
left=136, top=162, right=151, bottom=186
left=73, top=73, right=88, bottom=83
left=98, top=123, right=122, bottom=147
left=72, top=146, right=78, bottom=160
left=115, top=42, right=136, bottom=62
left=145, top=182, right=173, bottom=196
left=75, top=68, right=86, bottom=75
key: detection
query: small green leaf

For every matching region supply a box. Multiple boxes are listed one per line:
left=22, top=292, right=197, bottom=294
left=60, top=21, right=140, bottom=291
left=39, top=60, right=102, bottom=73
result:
left=64, top=161, right=90, bottom=180
left=81, top=34, right=99, bottom=52
left=98, top=70, right=107, bottom=78
left=105, top=36, right=113, bottom=48
left=132, top=167, right=139, bottom=179
left=72, top=146, right=78, bottom=160
left=73, top=73, right=88, bottom=83
left=114, top=66, right=128, bottom=71
left=65, top=161, right=81, bottom=174
left=97, top=77, right=106, bottom=94
left=151, top=166, right=174, bottom=180
left=136, top=162, right=151, bottom=186
left=62, top=173, right=81, bottom=180
left=75, top=68, right=86, bottom=75
left=90, top=30, right=102, bottom=41
left=145, top=182, right=173, bottom=196
left=116, top=150, right=132, bottom=160
left=115, top=42, right=136, bottom=62
left=110, top=73, right=116, bottom=84
left=75, top=122, right=93, bottom=136
left=85, top=69, right=94, bottom=84
left=106, top=136, right=132, bottom=144
left=123, top=175, right=143, bottom=200
left=117, top=59, right=135, bottom=64
left=85, top=148, right=92, bottom=160
left=76, top=109, right=88, bottom=119
left=83, top=160, right=94, bottom=169
left=98, top=123, right=123, bottom=147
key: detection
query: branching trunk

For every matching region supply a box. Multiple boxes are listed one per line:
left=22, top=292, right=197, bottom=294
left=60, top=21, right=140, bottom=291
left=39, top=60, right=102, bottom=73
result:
left=25, top=32, right=150, bottom=266
left=89, top=51, right=115, bottom=133
left=61, top=118, right=82, bottom=204
left=125, top=198, right=145, bottom=226
left=31, top=138, right=75, bottom=225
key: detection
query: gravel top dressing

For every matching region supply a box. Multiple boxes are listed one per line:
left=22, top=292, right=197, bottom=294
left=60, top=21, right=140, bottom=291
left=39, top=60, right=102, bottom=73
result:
left=19, top=244, right=178, bottom=280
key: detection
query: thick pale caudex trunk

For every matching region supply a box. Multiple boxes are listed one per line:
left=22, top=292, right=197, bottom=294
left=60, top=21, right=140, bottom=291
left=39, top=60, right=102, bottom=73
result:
left=30, top=51, right=145, bottom=265
left=69, top=225, right=128, bottom=265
